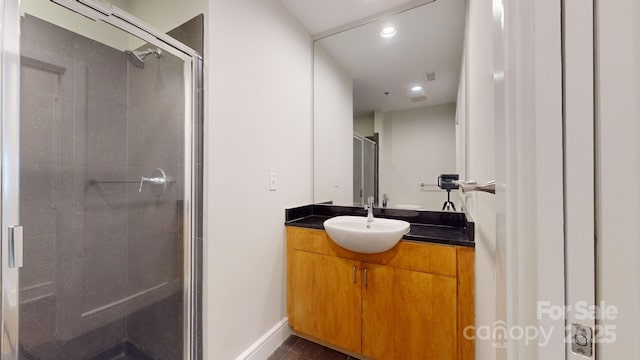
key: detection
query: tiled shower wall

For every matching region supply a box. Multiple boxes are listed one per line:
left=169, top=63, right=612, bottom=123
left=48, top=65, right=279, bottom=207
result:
left=18, top=13, right=201, bottom=359
left=20, top=14, right=131, bottom=359
left=125, top=14, right=203, bottom=359
left=123, top=24, right=187, bottom=360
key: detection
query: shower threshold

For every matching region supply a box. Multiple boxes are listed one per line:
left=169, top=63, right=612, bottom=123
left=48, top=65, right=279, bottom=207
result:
left=87, top=341, right=156, bottom=360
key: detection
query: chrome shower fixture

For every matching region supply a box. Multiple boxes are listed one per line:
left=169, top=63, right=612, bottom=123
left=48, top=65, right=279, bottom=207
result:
left=124, top=47, right=162, bottom=69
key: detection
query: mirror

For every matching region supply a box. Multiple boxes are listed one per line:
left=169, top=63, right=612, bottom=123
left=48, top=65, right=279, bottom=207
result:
left=313, top=0, right=466, bottom=211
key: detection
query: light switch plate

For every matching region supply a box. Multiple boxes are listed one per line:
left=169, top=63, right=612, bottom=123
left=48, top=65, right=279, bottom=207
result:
left=269, top=172, right=277, bottom=191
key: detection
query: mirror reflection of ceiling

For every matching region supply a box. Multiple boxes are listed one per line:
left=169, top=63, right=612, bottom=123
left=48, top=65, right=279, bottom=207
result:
left=316, top=0, right=465, bottom=116
left=280, top=0, right=431, bottom=36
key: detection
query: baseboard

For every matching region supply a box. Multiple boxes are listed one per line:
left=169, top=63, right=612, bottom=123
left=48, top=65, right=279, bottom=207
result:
left=234, top=318, right=291, bottom=360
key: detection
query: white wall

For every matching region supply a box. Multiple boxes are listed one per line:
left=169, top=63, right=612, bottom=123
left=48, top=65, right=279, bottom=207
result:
left=353, top=114, right=374, bottom=137
left=462, top=0, right=497, bottom=359
left=596, top=0, right=640, bottom=357
left=206, top=0, right=313, bottom=359
left=375, top=110, right=390, bottom=205
left=379, top=104, right=457, bottom=210
left=455, top=54, right=466, bottom=195
left=121, top=0, right=205, bottom=33
left=313, top=43, right=353, bottom=204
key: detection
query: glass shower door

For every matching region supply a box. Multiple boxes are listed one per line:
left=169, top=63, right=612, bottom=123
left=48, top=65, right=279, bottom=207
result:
left=353, top=137, right=363, bottom=205
left=1, top=1, right=202, bottom=359
left=353, top=134, right=378, bottom=206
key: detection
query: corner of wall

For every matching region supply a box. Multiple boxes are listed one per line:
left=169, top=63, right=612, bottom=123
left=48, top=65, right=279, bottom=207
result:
left=234, top=319, right=291, bottom=360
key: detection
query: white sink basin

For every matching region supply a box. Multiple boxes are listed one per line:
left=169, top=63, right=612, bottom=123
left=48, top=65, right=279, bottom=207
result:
left=323, top=216, right=411, bottom=254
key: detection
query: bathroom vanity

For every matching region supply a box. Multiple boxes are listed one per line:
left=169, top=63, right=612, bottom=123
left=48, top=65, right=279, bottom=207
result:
left=285, top=205, right=475, bottom=360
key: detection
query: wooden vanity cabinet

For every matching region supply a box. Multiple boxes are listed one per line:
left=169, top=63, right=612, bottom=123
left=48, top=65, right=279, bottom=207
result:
left=289, top=250, right=362, bottom=353
left=286, top=227, right=475, bottom=360
left=361, top=263, right=457, bottom=360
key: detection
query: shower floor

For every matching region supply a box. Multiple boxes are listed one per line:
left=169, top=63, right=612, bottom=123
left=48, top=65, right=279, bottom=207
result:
left=88, top=341, right=156, bottom=360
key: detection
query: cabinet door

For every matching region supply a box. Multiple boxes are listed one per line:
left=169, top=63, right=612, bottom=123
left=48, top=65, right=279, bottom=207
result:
left=362, top=263, right=457, bottom=360
left=289, top=250, right=362, bottom=354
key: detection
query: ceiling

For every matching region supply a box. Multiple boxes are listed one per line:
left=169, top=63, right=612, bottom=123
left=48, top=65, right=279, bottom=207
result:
left=279, top=0, right=427, bottom=36
left=311, top=0, right=466, bottom=116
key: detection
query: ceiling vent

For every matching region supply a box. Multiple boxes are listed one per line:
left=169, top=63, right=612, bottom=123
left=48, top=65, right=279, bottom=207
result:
left=424, top=72, right=436, bottom=82
left=408, top=95, right=427, bottom=103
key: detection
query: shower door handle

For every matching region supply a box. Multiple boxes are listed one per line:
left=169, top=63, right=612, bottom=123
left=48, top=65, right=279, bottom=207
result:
left=453, top=180, right=497, bottom=194
left=8, top=226, right=23, bottom=269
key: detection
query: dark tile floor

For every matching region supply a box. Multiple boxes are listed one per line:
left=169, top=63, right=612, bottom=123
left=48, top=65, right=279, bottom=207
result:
left=267, top=336, right=358, bottom=360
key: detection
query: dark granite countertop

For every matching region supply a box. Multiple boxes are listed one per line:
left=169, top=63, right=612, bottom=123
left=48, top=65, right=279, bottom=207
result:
left=285, top=204, right=475, bottom=248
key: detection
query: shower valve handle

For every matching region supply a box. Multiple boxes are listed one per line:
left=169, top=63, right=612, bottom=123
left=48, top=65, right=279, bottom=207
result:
left=139, top=176, right=166, bottom=192
left=137, top=168, right=172, bottom=195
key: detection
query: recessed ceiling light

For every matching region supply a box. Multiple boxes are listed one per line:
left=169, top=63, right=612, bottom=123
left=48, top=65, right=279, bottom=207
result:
left=411, top=85, right=423, bottom=92
left=379, top=26, right=397, bottom=38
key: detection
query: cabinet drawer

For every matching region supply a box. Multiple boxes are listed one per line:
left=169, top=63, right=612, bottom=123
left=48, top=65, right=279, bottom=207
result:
left=287, top=227, right=457, bottom=277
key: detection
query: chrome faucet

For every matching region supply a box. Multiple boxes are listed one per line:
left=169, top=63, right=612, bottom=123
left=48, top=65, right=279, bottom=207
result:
left=364, top=196, right=375, bottom=222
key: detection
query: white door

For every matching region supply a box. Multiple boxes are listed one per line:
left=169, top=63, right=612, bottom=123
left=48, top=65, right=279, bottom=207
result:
left=469, top=0, right=566, bottom=358
left=479, top=0, right=640, bottom=358
left=564, top=0, right=597, bottom=359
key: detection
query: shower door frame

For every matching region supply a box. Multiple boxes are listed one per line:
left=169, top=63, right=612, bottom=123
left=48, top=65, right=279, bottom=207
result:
left=0, top=1, right=203, bottom=359
left=353, top=133, right=378, bottom=206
